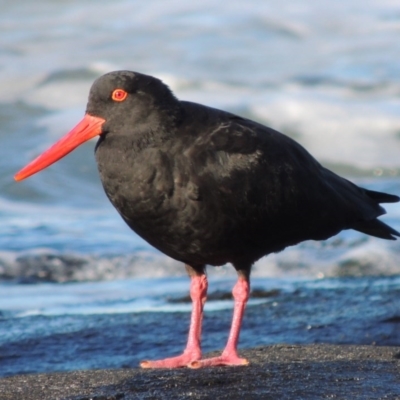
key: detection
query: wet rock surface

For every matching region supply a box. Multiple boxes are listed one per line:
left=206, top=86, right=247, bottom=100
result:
left=1, top=345, right=399, bottom=400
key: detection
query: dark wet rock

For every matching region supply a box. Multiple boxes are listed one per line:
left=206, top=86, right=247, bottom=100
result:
left=168, top=288, right=280, bottom=303
left=250, top=288, right=280, bottom=298
left=15, top=254, right=88, bottom=283
left=382, top=316, right=400, bottom=323
left=336, top=259, right=378, bottom=277
left=0, top=345, right=399, bottom=400
left=2, top=247, right=400, bottom=284
left=0, top=252, right=185, bottom=283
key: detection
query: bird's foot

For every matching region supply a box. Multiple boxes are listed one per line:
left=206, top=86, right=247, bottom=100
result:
left=140, top=350, right=201, bottom=369
left=188, top=351, right=249, bottom=369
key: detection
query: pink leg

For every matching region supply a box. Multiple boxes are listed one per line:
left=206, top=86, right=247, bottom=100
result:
left=140, top=271, right=207, bottom=368
left=189, top=276, right=250, bottom=368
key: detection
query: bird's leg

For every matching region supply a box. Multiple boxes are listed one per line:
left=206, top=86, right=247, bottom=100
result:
left=140, top=264, right=207, bottom=368
left=189, top=269, right=250, bottom=368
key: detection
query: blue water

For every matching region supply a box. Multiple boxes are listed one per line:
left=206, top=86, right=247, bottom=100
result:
left=1, top=0, right=400, bottom=376
left=1, top=275, right=400, bottom=376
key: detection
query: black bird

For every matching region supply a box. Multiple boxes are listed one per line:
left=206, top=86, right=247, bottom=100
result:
left=15, top=71, right=400, bottom=368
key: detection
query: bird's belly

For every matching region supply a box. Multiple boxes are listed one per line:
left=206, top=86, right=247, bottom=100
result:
left=101, top=177, right=232, bottom=265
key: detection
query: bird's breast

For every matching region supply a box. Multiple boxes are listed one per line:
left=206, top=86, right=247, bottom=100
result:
left=95, top=145, right=227, bottom=261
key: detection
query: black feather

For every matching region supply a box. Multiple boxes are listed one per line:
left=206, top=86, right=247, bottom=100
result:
left=363, top=189, right=400, bottom=204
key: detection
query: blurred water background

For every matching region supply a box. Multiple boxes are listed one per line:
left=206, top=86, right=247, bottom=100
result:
left=1, top=0, right=400, bottom=376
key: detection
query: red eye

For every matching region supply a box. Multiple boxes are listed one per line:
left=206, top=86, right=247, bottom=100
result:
left=111, top=89, right=128, bottom=102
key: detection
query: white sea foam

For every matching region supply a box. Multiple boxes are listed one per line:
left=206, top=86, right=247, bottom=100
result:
left=251, top=85, right=400, bottom=170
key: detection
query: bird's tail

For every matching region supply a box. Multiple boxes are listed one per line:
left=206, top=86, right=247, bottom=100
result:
left=352, top=189, right=400, bottom=240
left=363, top=189, right=400, bottom=204
left=353, top=219, right=400, bottom=240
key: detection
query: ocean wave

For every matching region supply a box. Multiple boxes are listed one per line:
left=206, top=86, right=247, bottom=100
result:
left=1, top=232, right=400, bottom=285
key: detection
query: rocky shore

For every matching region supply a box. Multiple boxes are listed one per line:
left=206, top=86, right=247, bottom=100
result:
left=1, top=344, right=399, bottom=400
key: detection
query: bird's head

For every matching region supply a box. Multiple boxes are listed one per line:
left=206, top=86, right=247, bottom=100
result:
left=14, top=70, right=178, bottom=181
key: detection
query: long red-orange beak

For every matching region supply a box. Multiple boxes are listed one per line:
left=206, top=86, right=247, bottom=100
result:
left=14, top=114, right=106, bottom=182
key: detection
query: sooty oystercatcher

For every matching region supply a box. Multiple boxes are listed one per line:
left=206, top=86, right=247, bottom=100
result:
left=15, top=71, right=400, bottom=368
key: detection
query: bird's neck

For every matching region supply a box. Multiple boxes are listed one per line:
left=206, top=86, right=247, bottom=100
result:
left=98, top=102, right=183, bottom=154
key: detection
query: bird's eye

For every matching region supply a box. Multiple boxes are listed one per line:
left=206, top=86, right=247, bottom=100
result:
left=111, top=89, right=128, bottom=102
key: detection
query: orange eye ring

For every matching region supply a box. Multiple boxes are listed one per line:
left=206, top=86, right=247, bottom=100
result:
left=111, top=89, right=128, bottom=102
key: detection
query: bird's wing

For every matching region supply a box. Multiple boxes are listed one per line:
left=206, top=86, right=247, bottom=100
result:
left=180, top=104, right=392, bottom=241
